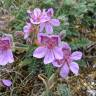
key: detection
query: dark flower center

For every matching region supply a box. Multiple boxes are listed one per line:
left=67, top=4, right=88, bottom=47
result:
left=0, top=40, right=10, bottom=50
left=47, top=39, right=57, bottom=49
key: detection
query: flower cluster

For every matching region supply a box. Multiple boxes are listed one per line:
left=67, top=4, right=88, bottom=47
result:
left=23, top=8, right=60, bottom=40
left=23, top=8, right=82, bottom=78
left=52, top=43, right=82, bottom=78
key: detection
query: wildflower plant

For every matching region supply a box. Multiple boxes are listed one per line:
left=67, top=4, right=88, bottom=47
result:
left=22, top=7, right=82, bottom=95
left=0, top=0, right=96, bottom=95
left=25, top=8, right=82, bottom=78
left=52, top=42, right=82, bottom=78
left=0, top=7, right=82, bottom=95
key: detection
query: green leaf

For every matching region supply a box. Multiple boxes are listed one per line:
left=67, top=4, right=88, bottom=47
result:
left=45, top=64, right=54, bottom=78
left=63, top=0, right=76, bottom=5
left=70, top=38, right=92, bottom=50
left=77, top=59, right=87, bottom=67
left=57, top=84, right=71, bottom=96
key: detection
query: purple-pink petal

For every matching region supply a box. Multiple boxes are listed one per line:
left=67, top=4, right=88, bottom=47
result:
left=60, top=64, right=69, bottom=78
left=23, top=24, right=31, bottom=39
left=23, top=24, right=31, bottom=33
left=47, top=8, right=54, bottom=17
left=53, top=47, right=63, bottom=60
left=0, top=51, right=7, bottom=65
left=51, top=35, right=61, bottom=46
left=30, top=18, right=40, bottom=24
left=52, top=60, right=62, bottom=67
left=39, top=23, right=45, bottom=32
left=45, top=23, right=53, bottom=34
left=44, top=49, right=54, bottom=64
left=34, top=8, right=41, bottom=17
left=50, top=19, right=60, bottom=26
left=38, top=33, right=49, bottom=45
left=24, top=32, right=29, bottom=39
left=40, top=16, right=50, bottom=23
left=70, top=62, right=79, bottom=75
left=6, top=49, right=14, bottom=63
left=2, top=36, right=11, bottom=42
left=71, top=51, right=82, bottom=60
left=33, top=46, right=47, bottom=58
left=2, top=79, right=12, bottom=87
left=0, top=50, right=14, bottom=66
left=61, top=42, right=71, bottom=49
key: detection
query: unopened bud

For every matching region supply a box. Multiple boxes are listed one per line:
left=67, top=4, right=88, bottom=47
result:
left=59, top=30, right=66, bottom=40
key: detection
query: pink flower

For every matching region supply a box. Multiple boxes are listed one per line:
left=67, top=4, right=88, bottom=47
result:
left=33, top=33, right=63, bottom=64
left=0, top=36, right=14, bottom=66
left=23, top=23, right=33, bottom=39
left=28, top=8, right=49, bottom=25
left=2, top=79, right=12, bottom=87
left=52, top=43, right=82, bottom=78
left=40, top=8, right=60, bottom=34
left=25, top=8, right=60, bottom=34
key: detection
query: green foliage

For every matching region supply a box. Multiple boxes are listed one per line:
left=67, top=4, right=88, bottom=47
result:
left=70, top=38, right=92, bottom=50
left=54, top=0, right=96, bottom=51
left=44, top=64, right=54, bottom=78
left=57, top=84, right=71, bottom=96
left=0, top=0, right=14, bottom=8
left=18, top=45, right=39, bottom=75
left=21, top=57, right=37, bottom=74
left=42, top=0, right=55, bottom=5
left=77, top=60, right=87, bottom=67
